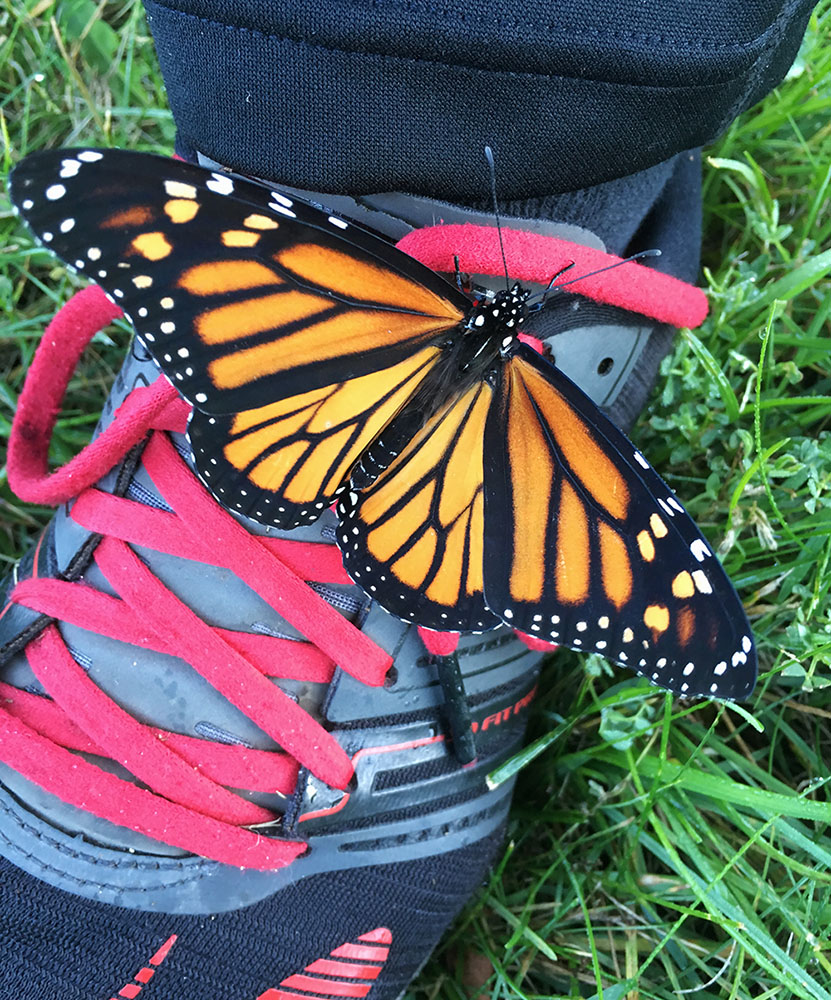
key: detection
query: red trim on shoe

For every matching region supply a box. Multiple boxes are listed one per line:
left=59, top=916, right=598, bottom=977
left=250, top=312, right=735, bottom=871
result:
left=279, top=974, right=372, bottom=997
left=298, top=735, right=445, bottom=823
left=515, top=632, right=559, bottom=652
left=108, top=935, right=178, bottom=1000
left=417, top=627, right=459, bottom=657
left=357, top=929, right=392, bottom=945
left=396, top=225, right=709, bottom=329
left=305, top=960, right=383, bottom=980
left=330, top=944, right=390, bottom=963
left=257, top=929, right=392, bottom=1000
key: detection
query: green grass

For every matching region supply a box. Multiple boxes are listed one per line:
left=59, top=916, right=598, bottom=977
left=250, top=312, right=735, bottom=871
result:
left=3, top=2, right=831, bottom=998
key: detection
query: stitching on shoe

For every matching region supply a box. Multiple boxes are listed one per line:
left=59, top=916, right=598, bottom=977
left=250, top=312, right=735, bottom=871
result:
left=146, top=0, right=812, bottom=58
left=0, top=792, right=214, bottom=890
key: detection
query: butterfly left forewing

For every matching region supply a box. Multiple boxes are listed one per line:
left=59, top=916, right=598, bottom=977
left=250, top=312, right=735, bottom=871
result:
left=9, top=149, right=468, bottom=414
left=336, top=382, right=501, bottom=632
left=483, top=345, right=756, bottom=699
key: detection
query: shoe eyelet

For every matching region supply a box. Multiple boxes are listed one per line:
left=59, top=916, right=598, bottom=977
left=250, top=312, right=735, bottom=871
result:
left=383, top=665, right=399, bottom=689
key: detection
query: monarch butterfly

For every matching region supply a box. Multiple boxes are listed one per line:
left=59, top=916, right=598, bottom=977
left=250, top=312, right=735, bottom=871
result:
left=9, top=149, right=756, bottom=701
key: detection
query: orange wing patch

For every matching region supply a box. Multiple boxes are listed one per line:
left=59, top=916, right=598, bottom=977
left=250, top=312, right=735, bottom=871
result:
left=103, top=205, right=155, bottom=229
left=339, top=382, right=496, bottom=632
left=277, top=243, right=465, bottom=322
left=131, top=232, right=172, bottom=261
left=598, top=520, right=632, bottom=609
left=220, top=348, right=440, bottom=503
left=165, top=199, right=200, bottom=224
left=508, top=361, right=630, bottom=521
left=555, top=479, right=590, bottom=605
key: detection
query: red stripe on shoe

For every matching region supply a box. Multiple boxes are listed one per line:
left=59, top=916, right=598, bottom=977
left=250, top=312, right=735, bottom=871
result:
left=305, top=959, right=382, bottom=980
left=280, top=974, right=371, bottom=997
left=150, top=935, right=178, bottom=965
left=329, top=944, right=390, bottom=962
left=258, top=929, right=393, bottom=1000
left=108, top=934, right=177, bottom=1000
left=357, top=929, right=393, bottom=945
left=258, top=991, right=326, bottom=1000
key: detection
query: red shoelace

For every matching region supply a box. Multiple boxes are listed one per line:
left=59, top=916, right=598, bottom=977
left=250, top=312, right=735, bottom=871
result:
left=0, top=225, right=708, bottom=869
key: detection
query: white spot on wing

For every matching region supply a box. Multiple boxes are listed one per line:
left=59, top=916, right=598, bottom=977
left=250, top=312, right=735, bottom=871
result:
left=690, top=539, right=710, bottom=562
left=46, top=184, right=66, bottom=201
left=207, top=173, right=234, bottom=195
left=658, top=498, right=674, bottom=518
left=271, top=202, right=297, bottom=219
left=60, top=159, right=81, bottom=178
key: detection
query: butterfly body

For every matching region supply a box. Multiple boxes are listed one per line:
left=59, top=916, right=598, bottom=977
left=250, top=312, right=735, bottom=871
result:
left=9, top=149, right=757, bottom=700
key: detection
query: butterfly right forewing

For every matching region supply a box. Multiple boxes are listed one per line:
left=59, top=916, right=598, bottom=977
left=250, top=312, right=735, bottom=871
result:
left=482, top=345, right=756, bottom=700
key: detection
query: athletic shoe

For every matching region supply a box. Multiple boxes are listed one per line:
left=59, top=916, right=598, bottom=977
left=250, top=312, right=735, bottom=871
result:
left=0, top=160, right=706, bottom=999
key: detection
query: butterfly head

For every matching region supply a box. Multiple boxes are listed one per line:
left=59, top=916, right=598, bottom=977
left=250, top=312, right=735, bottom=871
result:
left=464, top=282, right=530, bottom=356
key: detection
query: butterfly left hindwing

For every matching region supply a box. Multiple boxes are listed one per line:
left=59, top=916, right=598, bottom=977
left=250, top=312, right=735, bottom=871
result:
left=189, top=346, right=443, bottom=527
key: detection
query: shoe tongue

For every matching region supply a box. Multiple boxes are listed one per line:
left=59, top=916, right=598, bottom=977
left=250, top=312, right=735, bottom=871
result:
left=195, top=147, right=606, bottom=260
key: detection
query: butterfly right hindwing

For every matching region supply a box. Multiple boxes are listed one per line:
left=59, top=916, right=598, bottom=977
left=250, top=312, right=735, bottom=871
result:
left=336, top=381, right=501, bottom=633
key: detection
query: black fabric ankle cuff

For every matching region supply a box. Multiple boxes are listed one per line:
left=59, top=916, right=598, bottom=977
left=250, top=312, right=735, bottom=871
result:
left=143, top=0, right=814, bottom=202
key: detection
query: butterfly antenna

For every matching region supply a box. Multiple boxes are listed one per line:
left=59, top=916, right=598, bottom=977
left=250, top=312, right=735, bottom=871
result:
left=453, top=254, right=465, bottom=293
left=528, top=248, right=662, bottom=309
left=484, top=145, right=510, bottom=292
